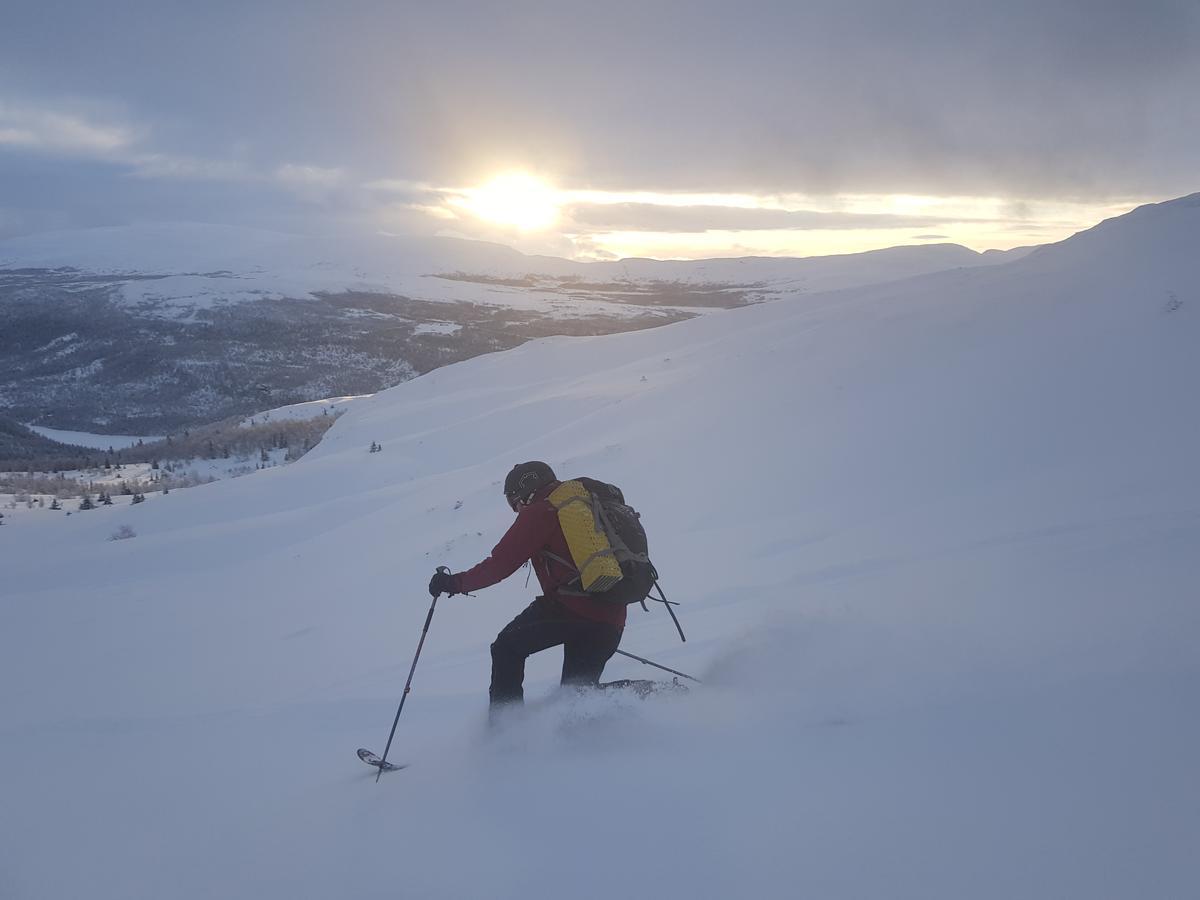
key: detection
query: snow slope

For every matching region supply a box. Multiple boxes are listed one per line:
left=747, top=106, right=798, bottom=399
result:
left=1, top=195, right=1197, bottom=899
left=236, top=394, right=369, bottom=428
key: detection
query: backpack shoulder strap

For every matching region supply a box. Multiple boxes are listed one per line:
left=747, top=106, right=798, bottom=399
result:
left=541, top=549, right=578, bottom=575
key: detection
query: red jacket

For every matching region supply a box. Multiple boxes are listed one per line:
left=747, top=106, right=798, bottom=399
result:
left=453, top=482, right=627, bottom=630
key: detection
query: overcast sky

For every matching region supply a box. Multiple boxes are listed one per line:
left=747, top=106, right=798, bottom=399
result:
left=2, top=0, right=1197, bottom=258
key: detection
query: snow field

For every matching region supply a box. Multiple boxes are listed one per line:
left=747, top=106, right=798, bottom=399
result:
left=1, top=197, right=1197, bottom=899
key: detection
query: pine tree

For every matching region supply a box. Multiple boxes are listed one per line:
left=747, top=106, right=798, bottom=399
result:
left=79, top=494, right=95, bottom=511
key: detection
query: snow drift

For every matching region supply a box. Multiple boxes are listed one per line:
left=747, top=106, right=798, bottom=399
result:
left=1, top=195, right=1197, bottom=899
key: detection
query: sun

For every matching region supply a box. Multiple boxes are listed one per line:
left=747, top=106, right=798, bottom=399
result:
left=455, top=173, right=561, bottom=231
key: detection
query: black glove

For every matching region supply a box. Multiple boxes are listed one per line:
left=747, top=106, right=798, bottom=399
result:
left=428, top=566, right=459, bottom=598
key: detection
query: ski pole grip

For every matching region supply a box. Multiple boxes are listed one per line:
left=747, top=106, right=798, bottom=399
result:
left=430, top=566, right=454, bottom=600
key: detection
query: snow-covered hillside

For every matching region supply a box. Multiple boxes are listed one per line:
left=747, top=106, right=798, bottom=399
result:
left=236, top=394, right=370, bottom=428
left=1, top=194, right=1196, bottom=899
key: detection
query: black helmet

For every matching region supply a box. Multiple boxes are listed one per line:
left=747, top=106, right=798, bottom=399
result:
left=504, top=461, right=556, bottom=508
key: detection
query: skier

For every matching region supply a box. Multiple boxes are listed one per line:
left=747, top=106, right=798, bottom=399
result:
left=428, top=461, right=625, bottom=716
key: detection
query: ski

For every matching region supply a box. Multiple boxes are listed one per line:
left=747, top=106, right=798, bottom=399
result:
left=598, top=677, right=690, bottom=697
left=357, top=747, right=407, bottom=773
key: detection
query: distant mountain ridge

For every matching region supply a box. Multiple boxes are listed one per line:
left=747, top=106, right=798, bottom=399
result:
left=0, top=226, right=1019, bottom=434
left=0, top=222, right=999, bottom=282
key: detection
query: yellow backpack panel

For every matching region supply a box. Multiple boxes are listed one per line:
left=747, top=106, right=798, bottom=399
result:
left=548, top=480, right=624, bottom=592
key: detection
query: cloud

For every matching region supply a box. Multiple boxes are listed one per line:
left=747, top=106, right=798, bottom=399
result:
left=7, top=1, right=1199, bottom=203
left=0, top=128, right=38, bottom=146
left=362, top=178, right=431, bottom=194
left=0, top=95, right=356, bottom=200
left=563, top=202, right=971, bottom=233
left=271, top=163, right=349, bottom=203
left=0, top=95, right=260, bottom=187
left=0, top=102, right=135, bottom=156
left=275, top=163, right=345, bottom=188
left=128, top=153, right=252, bottom=181
left=361, top=178, right=448, bottom=206
left=1, top=1, right=1196, bottom=248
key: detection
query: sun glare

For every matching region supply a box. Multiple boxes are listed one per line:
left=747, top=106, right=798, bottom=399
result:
left=430, top=179, right=1129, bottom=259
left=455, top=173, right=560, bottom=231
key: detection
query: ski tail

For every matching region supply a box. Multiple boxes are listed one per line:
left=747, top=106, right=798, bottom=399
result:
left=357, top=748, right=406, bottom=772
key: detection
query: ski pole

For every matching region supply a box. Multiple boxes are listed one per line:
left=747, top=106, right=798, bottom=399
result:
left=614, top=648, right=700, bottom=683
left=375, top=570, right=443, bottom=782
left=651, top=580, right=686, bottom=643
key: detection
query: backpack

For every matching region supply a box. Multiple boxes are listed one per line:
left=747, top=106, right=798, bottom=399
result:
left=544, top=477, right=657, bottom=607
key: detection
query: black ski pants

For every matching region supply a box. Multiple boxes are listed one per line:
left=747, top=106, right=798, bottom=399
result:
left=489, top=596, right=622, bottom=707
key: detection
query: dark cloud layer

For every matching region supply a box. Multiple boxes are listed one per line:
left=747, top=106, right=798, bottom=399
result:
left=2, top=0, right=1197, bottom=237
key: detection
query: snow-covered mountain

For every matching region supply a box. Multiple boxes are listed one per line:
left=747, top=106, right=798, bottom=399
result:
left=1, top=194, right=1196, bottom=899
left=1, top=225, right=1013, bottom=432
left=0, top=222, right=1009, bottom=301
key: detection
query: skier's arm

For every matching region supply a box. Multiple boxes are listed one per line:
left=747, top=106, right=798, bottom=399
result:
left=454, top=505, right=555, bottom=594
